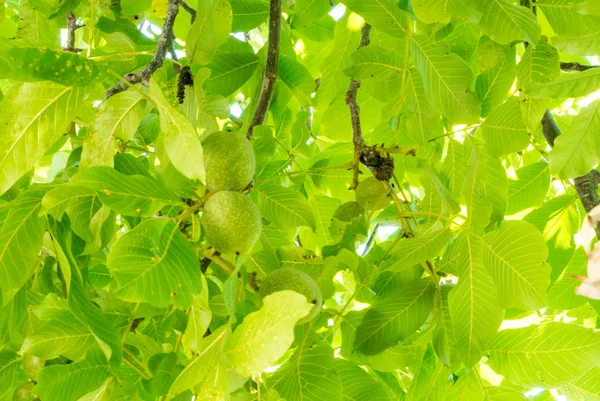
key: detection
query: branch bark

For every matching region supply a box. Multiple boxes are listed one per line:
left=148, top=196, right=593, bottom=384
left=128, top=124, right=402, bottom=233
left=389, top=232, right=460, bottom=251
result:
left=246, top=0, right=282, bottom=140
left=181, top=1, right=197, bottom=23
left=541, top=109, right=600, bottom=237
left=560, top=62, right=598, bottom=72
left=65, top=13, right=78, bottom=52
left=346, top=24, right=398, bottom=189
left=104, top=0, right=181, bottom=99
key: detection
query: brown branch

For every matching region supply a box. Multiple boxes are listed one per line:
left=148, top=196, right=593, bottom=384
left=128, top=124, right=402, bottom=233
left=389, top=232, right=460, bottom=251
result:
left=65, top=13, right=77, bottom=52
left=560, top=62, right=599, bottom=72
left=520, top=0, right=537, bottom=14
left=181, top=1, right=197, bottom=23
left=104, top=0, right=181, bottom=99
left=541, top=109, right=600, bottom=237
left=347, top=24, right=371, bottom=189
left=345, top=24, right=395, bottom=189
left=246, top=0, right=282, bottom=140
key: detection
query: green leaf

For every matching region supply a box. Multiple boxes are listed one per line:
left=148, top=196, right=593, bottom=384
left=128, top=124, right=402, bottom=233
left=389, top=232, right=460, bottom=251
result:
left=168, top=325, right=230, bottom=398
left=271, top=343, right=342, bottom=401
left=410, top=34, right=480, bottom=124
left=106, top=218, right=202, bottom=308
left=576, top=0, right=600, bottom=15
left=462, top=139, right=493, bottom=231
left=0, top=43, right=99, bottom=86
left=549, top=99, right=600, bottom=178
left=411, top=0, right=479, bottom=24
left=224, top=291, right=312, bottom=376
left=405, top=67, right=442, bottom=145
left=0, top=82, right=85, bottom=194
left=35, top=350, right=110, bottom=401
left=23, top=309, right=94, bottom=361
left=70, top=167, right=181, bottom=217
left=150, top=83, right=206, bottom=181
left=67, top=276, right=122, bottom=369
left=486, top=154, right=508, bottom=222
left=476, top=45, right=517, bottom=117
left=552, top=33, right=600, bottom=56
left=0, top=189, right=46, bottom=305
left=525, top=194, right=582, bottom=280
left=335, top=359, right=392, bottom=401
left=516, top=38, right=559, bottom=132
left=344, top=45, right=405, bottom=81
left=81, top=91, right=150, bottom=168
left=480, top=98, right=529, bottom=156
left=314, top=18, right=360, bottom=109
left=343, top=0, right=409, bottom=38
left=182, top=276, right=212, bottom=354
left=279, top=55, right=315, bottom=107
left=536, top=0, right=600, bottom=36
left=0, top=348, right=20, bottom=400
left=354, top=279, right=435, bottom=355
left=448, top=233, right=503, bottom=368
left=433, top=286, right=459, bottom=370
left=487, top=322, right=600, bottom=387
left=256, top=185, right=317, bottom=230
left=231, top=0, right=269, bottom=31
left=546, top=247, right=587, bottom=310
left=406, top=347, right=451, bottom=401
left=483, top=220, right=550, bottom=310
left=560, top=367, right=600, bottom=400
left=384, top=228, right=452, bottom=272
left=506, top=162, right=551, bottom=215
left=526, top=68, right=600, bottom=100
left=186, top=0, right=232, bottom=66
left=480, top=0, right=540, bottom=46
left=204, top=45, right=260, bottom=96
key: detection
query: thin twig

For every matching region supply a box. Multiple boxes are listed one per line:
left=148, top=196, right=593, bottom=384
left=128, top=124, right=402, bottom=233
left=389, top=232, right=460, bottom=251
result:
left=560, top=62, right=599, bottom=72
left=361, top=224, right=379, bottom=256
left=246, top=0, right=282, bottom=139
left=541, top=109, right=600, bottom=238
left=204, top=249, right=234, bottom=274
left=181, top=0, right=197, bottom=23
left=346, top=24, right=372, bottom=189
left=427, top=124, right=481, bottom=142
left=65, top=13, right=77, bottom=52
left=104, top=0, right=181, bottom=99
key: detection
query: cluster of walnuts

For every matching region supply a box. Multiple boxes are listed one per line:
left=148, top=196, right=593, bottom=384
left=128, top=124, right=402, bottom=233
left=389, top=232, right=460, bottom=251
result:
left=200, top=131, right=261, bottom=254
left=200, top=132, right=322, bottom=323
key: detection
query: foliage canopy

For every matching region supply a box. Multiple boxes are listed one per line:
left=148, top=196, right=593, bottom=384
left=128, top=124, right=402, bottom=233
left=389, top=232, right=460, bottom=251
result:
left=0, top=0, right=600, bottom=400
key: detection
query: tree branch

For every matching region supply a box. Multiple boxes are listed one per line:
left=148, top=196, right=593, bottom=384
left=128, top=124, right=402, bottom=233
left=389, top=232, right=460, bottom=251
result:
left=560, top=62, right=599, bottom=72
left=541, top=109, right=600, bottom=237
left=345, top=24, right=396, bottom=189
left=64, top=13, right=81, bottom=52
left=104, top=0, right=181, bottom=99
left=181, top=1, right=197, bottom=23
left=246, top=0, right=282, bottom=139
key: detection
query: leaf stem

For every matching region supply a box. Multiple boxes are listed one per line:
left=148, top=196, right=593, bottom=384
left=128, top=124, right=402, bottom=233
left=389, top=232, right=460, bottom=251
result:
left=246, top=0, right=282, bottom=139
left=256, top=162, right=352, bottom=186
left=122, top=348, right=152, bottom=379
left=427, top=124, right=481, bottom=142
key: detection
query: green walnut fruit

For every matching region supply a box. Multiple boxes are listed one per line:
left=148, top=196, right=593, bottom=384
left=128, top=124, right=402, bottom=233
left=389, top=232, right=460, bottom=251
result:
left=203, top=131, right=256, bottom=192
left=259, top=268, right=322, bottom=324
left=202, top=191, right=261, bottom=254
left=355, top=176, right=390, bottom=210
left=22, top=353, right=44, bottom=381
